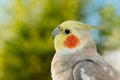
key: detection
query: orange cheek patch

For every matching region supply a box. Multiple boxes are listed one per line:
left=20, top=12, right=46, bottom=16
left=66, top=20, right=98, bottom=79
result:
left=64, top=35, right=80, bottom=48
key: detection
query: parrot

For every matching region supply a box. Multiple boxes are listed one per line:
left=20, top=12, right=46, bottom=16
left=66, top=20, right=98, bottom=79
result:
left=51, top=20, right=120, bottom=80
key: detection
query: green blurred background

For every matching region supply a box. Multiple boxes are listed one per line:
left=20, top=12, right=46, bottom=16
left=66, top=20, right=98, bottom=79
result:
left=0, top=0, right=120, bottom=80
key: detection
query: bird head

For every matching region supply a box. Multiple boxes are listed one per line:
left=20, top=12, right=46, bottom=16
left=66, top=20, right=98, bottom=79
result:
left=52, top=21, right=96, bottom=53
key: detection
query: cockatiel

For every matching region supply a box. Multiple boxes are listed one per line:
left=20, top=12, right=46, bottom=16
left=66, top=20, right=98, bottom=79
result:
left=51, top=21, right=120, bottom=80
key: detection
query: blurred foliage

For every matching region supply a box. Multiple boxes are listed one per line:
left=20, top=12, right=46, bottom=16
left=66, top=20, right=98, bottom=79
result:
left=0, top=0, right=88, bottom=80
left=99, top=5, right=120, bottom=51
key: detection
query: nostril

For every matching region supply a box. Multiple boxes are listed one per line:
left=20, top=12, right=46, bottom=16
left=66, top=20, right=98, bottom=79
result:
left=58, top=26, right=60, bottom=29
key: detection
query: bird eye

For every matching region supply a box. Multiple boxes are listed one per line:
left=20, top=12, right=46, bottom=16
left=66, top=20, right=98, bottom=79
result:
left=64, top=29, right=70, bottom=34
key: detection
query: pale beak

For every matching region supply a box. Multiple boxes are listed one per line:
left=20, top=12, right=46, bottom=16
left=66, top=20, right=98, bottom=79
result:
left=52, top=27, right=59, bottom=39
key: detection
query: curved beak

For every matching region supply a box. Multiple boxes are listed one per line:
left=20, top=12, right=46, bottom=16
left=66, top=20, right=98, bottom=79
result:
left=52, top=27, right=59, bottom=39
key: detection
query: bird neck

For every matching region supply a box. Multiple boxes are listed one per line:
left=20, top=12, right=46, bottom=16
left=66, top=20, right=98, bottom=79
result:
left=51, top=39, right=98, bottom=80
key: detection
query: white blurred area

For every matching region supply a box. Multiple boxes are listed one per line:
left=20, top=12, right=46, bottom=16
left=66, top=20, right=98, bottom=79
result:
left=103, top=49, right=120, bottom=72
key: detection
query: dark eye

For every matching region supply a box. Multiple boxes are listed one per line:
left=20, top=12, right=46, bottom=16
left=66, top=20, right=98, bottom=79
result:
left=64, top=29, right=70, bottom=34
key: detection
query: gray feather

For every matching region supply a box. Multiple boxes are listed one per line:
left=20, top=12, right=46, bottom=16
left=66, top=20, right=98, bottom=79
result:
left=73, top=57, right=120, bottom=80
